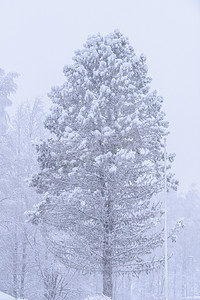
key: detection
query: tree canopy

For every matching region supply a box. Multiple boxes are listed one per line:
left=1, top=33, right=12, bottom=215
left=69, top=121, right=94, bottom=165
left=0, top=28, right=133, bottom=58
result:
left=30, top=30, right=177, bottom=298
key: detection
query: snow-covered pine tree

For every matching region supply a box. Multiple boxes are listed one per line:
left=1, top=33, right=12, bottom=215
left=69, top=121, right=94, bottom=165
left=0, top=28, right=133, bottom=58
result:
left=0, top=69, right=17, bottom=134
left=31, top=30, right=177, bottom=299
left=0, top=68, right=17, bottom=204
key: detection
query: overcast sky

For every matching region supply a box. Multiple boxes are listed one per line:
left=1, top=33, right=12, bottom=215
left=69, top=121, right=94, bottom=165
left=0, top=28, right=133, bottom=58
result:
left=0, top=0, right=199, bottom=193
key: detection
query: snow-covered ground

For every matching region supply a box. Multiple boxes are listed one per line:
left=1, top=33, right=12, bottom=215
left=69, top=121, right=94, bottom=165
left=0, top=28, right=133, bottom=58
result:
left=0, top=292, right=28, bottom=300
left=83, top=295, right=110, bottom=300
left=0, top=292, right=14, bottom=300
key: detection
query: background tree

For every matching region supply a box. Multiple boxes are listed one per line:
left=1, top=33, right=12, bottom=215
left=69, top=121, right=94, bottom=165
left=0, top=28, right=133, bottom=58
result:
left=0, top=96, right=82, bottom=300
left=0, top=68, right=17, bottom=204
left=0, top=68, right=17, bottom=134
left=0, top=99, right=47, bottom=299
left=30, top=30, right=177, bottom=299
left=0, top=68, right=18, bottom=297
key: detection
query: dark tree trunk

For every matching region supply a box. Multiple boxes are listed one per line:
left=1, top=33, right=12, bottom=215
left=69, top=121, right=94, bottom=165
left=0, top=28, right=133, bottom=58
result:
left=103, top=197, right=113, bottom=299
left=20, top=230, right=27, bottom=299
left=103, top=257, right=113, bottom=298
left=13, top=230, right=18, bottom=299
left=100, top=167, right=113, bottom=299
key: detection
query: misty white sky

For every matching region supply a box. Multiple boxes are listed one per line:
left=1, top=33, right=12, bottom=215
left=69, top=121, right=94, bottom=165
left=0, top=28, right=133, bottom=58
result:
left=0, top=0, right=199, bottom=193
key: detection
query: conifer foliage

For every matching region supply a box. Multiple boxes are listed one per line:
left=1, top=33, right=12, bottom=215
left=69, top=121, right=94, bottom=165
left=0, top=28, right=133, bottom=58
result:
left=0, top=69, right=17, bottom=134
left=31, top=30, right=176, bottom=298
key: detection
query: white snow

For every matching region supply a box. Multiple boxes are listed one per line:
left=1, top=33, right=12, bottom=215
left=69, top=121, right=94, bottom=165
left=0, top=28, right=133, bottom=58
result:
left=83, top=295, right=110, bottom=300
left=0, top=292, right=15, bottom=300
left=116, top=149, right=135, bottom=160
left=109, top=165, right=117, bottom=173
left=0, top=292, right=28, bottom=300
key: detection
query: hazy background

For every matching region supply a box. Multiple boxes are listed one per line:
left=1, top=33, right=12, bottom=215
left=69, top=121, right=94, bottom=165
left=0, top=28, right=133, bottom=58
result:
left=0, top=0, right=199, bottom=193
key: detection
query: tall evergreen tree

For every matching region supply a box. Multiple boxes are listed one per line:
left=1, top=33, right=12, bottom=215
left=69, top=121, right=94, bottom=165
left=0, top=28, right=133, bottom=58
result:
left=0, top=69, right=17, bottom=134
left=31, top=30, right=177, bottom=299
left=0, top=68, right=17, bottom=204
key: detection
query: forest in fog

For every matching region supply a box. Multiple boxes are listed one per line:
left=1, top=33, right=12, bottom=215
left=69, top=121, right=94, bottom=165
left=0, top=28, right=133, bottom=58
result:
left=0, top=31, right=200, bottom=300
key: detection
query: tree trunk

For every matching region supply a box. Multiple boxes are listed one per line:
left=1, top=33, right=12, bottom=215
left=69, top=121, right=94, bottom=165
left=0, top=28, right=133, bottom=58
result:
left=20, top=230, right=27, bottom=299
left=100, top=168, right=113, bottom=299
left=13, top=230, right=18, bottom=299
left=103, top=198, right=113, bottom=299
left=103, top=257, right=113, bottom=298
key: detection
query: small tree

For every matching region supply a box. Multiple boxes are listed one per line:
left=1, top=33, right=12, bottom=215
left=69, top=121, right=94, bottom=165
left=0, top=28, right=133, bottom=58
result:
left=31, top=30, right=177, bottom=298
